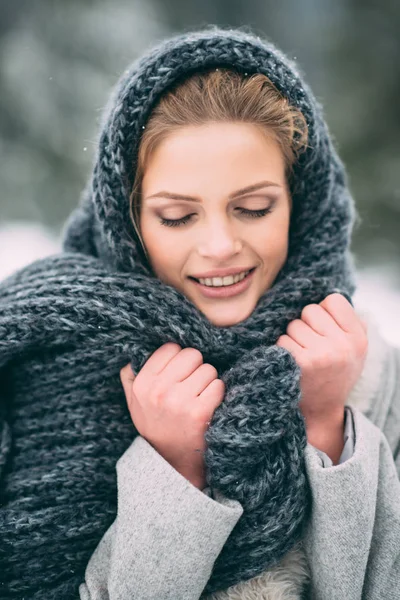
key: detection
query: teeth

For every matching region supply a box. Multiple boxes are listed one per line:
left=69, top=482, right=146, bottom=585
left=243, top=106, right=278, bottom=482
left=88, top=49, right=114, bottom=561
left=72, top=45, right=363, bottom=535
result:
left=198, top=270, right=251, bottom=287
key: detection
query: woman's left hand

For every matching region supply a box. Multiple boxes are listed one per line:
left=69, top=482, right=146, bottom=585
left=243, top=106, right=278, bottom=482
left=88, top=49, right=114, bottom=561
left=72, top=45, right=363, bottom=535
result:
left=276, top=293, right=368, bottom=427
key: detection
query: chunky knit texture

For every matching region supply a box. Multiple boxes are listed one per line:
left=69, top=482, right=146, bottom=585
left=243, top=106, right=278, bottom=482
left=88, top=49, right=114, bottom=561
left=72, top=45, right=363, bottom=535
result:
left=0, top=26, right=357, bottom=599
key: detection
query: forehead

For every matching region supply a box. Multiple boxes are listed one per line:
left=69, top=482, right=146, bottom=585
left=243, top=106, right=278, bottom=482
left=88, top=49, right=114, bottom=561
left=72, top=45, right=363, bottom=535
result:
left=142, top=122, right=286, bottom=195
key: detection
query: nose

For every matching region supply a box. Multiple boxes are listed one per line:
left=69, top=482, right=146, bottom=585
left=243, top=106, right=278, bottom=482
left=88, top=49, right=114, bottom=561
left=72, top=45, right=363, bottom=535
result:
left=197, top=218, right=242, bottom=260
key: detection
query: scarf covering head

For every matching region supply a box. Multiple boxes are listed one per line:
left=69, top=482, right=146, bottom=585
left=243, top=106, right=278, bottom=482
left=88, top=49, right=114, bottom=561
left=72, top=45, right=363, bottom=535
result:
left=0, top=26, right=357, bottom=599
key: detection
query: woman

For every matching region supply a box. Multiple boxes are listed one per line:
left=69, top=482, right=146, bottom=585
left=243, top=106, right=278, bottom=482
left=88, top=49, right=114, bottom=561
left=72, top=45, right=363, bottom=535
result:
left=0, top=26, right=399, bottom=600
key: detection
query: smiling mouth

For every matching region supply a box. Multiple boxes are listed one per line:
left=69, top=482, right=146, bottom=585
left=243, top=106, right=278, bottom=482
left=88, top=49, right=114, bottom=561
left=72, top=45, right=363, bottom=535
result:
left=189, top=267, right=256, bottom=287
left=187, top=267, right=257, bottom=300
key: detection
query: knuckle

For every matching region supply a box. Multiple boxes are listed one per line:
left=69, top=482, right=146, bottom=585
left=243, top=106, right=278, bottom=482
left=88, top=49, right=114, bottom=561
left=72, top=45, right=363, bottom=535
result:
left=276, top=334, right=289, bottom=347
left=162, top=342, right=182, bottom=351
left=336, top=351, right=349, bottom=368
left=182, top=347, right=203, bottom=362
left=286, top=319, right=300, bottom=335
left=193, top=404, right=210, bottom=421
left=204, top=377, right=225, bottom=397
left=331, top=346, right=351, bottom=368
left=215, top=377, right=225, bottom=392
left=151, top=379, right=168, bottom=403
left=201, top=363, right=218, bottom=378
left=191, top=400, right=212, bottom=422
left=341, top=338, right=354, bottom=356
left=301, top=304, right=318, bottom=320
left=325, top=293, right=343, bottom=310
left=286, top=323, right=294, bottom=336
left=216, top=380, right=226, bottom=400
left=297, top=355, right=310, bottom=371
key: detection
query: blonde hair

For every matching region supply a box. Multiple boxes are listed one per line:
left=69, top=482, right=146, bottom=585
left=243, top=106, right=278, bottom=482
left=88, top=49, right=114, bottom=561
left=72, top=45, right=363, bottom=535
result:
left=129, top=68, right=309, bottom=255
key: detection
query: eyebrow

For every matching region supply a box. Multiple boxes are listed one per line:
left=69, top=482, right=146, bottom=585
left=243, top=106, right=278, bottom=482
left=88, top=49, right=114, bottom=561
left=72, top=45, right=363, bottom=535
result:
left=145, top=180, right=282, bottom=203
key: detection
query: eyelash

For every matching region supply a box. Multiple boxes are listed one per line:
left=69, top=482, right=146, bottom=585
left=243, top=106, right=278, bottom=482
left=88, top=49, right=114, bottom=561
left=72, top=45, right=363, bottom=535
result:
left=159, top=207, right=273, bottom=228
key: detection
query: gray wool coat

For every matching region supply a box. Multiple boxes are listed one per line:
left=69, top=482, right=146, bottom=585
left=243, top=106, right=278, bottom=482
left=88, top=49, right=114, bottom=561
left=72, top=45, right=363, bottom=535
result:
left=79, top=305, right=400, bottom=600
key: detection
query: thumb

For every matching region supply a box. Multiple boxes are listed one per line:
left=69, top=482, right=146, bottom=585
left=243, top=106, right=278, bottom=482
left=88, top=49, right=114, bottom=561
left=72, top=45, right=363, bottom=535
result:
left=120, top=362, right=136, bottom=401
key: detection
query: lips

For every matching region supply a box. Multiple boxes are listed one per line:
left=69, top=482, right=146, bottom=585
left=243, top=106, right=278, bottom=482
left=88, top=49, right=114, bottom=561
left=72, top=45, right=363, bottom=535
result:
left=189, top=267, right=255, bottom=283
left=189, top=267, right=257, bottom=299
left=189, top=267, right=255, bottom=287
left=189, top=267, right=256, bottom=281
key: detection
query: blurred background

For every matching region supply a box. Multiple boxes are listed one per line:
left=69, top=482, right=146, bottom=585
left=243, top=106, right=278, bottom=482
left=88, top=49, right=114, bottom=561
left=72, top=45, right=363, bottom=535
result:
left=0, top=0, right=399, bottom=342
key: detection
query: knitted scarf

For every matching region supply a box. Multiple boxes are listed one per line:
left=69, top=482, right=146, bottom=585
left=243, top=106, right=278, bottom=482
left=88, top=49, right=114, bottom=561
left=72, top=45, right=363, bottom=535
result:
left=0, top=27, right=357, bottom=599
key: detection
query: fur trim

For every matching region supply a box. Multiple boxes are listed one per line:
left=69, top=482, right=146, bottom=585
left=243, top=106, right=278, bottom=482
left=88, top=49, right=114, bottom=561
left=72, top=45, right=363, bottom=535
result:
left=346, top=305, right=391, bottom=414
left=206, top=541, right=310, bottom=600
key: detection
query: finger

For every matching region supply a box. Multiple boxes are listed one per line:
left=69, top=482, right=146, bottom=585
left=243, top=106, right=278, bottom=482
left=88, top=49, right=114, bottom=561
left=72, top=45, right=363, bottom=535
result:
left=329, top=289, right=353, bottom=307
left=320, top=293, right=365, bottom=335
left=276, top=334, right=304, bottom=362
left=197, top=378, right=225, bottom=412
left=301, top=303, right=342, bottom=337
left=139, top=342, right=182, bottom=377
left=286, top=319, right=321, bottom=349
left=184, top=363, right=219, bottom=396
left=162, top=346, right=204, bottom=383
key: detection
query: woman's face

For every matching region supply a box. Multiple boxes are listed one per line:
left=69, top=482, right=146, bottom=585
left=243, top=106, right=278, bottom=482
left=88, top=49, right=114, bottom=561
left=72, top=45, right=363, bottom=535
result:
left=140, top=122, right=291, bottom=327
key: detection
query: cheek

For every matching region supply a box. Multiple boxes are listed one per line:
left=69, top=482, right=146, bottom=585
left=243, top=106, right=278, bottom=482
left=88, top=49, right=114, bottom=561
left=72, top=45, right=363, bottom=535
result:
left=255, top=219, right=290, bottom=261
left=141, top=223, right=187, bottom=278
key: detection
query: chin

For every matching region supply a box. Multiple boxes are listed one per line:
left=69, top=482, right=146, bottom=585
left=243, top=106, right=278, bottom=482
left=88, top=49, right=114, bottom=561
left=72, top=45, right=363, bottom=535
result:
left=201, top=303, right=256, bottom=328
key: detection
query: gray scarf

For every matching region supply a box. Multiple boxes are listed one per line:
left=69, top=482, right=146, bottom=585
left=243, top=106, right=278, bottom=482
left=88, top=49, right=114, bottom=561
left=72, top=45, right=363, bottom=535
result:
left=0, top=26, right=357, bottom=599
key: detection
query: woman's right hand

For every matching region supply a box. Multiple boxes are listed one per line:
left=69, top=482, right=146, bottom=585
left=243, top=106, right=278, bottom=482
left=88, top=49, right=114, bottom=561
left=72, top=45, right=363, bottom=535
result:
left=120, top=342, right=225, bottom=489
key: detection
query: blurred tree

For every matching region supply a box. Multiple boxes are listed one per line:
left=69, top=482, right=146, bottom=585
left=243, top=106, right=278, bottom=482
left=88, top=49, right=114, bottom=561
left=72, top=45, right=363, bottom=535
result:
left=323, top=0, right=400, bottom=266
left=0, top=0, right=165, bottom=225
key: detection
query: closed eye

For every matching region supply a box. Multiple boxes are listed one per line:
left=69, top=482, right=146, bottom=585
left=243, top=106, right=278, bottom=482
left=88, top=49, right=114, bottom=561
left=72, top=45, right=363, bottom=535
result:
left=159, top=206, right=273, bottom=228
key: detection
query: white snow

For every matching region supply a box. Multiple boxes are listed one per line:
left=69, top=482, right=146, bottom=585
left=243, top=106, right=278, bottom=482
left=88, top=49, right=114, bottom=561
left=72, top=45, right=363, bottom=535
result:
left=0, top=221, right=61, bottom=280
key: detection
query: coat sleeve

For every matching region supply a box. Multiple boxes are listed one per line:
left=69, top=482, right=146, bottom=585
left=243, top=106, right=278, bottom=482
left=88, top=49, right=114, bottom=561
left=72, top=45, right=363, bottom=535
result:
left=311, top=406, right=355, bottom=467
left=79, top=435, right=243, bottom=600
left=302, top=333, right=400, bottom=600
